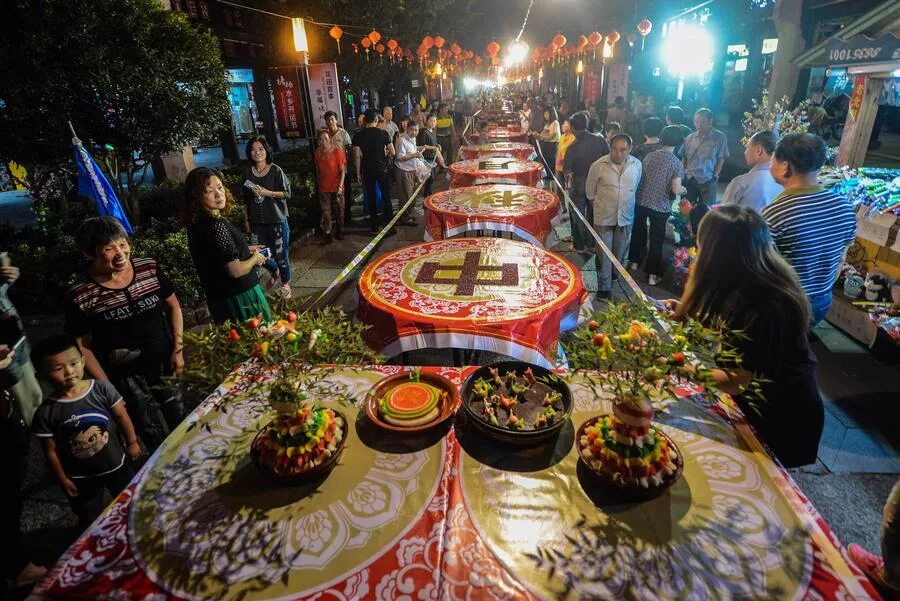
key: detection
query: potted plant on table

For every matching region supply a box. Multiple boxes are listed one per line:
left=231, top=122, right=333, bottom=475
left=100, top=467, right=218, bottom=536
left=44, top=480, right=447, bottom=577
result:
left=562, top=300, right=757, bottom=498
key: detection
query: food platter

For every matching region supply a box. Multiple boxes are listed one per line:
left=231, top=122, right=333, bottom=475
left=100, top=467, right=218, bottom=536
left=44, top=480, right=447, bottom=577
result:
left=365, top=370, right=461, bottom=432
left=461, top=361, right=573, bottom=446
left=250, top=407, right=348, bottom=485
left=576, top=414, right=684, bottom=501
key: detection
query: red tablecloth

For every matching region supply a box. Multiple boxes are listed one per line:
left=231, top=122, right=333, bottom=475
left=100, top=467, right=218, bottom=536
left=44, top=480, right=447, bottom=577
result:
left=423, top=184, right=560, bottom=247
left=449, top=159, right=544, bottom=188
left=26, top=365, right=882, bottom=601
left=468, top=128, right=529, bottom=144
left=458, top=142, right=535, bottom=161
left=356, top=237, right=585, bottom=368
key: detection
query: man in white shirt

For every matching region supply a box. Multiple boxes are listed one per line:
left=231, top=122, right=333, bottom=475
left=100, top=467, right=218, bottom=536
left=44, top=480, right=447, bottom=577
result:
left=720, top=130, right=783, bottom=213
left=585, top=133, right=643, bottom=298
left=395, top=121, right=434, bottom=226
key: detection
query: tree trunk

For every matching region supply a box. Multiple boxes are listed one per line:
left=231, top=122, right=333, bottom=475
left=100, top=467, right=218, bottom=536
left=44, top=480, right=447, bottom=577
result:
left=770, top=0, right=806, bottom=103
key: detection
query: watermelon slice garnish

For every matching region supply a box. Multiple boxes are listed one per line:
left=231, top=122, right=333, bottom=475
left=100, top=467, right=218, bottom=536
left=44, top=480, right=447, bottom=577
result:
left=380, top=382, right=443, bottom=426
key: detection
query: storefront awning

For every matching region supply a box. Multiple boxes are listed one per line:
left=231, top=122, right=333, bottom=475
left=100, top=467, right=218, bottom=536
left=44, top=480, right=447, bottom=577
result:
left=793, top=0, right=900, bottom=68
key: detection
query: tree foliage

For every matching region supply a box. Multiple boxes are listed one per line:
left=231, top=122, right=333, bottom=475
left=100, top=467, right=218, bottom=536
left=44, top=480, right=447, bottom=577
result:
left=0, top=0, right=230, bottom=217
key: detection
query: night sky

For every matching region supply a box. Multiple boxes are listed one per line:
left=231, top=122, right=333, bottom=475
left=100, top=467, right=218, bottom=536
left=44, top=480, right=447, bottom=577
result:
left=459, top=0, right=672, bottom=52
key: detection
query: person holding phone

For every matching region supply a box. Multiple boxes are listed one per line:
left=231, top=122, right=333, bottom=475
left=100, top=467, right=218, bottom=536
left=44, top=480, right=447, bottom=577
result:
left=0, top=253, right=42, bottom=426
left=243, top=135, right=292, bottom=299
left=182, top=167, right=272, bottom=324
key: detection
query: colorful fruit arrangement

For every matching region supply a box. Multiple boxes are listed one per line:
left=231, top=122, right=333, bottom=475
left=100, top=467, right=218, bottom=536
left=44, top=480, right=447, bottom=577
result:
left=379, top=378, right=446, bottom=427
left=251, top=406, right=345, bottom=476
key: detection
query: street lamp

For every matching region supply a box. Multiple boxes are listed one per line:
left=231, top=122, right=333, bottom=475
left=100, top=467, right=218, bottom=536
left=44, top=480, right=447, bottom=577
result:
left=291, top=18, right=309, bottom=54
left=576, top=59, right=584, bottom=105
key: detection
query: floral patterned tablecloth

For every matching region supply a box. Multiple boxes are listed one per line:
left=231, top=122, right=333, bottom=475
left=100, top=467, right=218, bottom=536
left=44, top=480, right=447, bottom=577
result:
left=356, top=238, right=584, bottom=368
left=467, top=129, right=530, bottom=144
left=423, top=185, right=560, bottom=247
left=449, top=159, right=544, bottom=188
left=27, top=366, right=881, bottom=601
left=458, top=142, right=535, bottom=161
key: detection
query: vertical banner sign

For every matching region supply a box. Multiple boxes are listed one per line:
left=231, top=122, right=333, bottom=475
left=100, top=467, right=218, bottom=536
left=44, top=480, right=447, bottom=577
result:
left=272, top=67, right=304, bottom=139
left=848, top=75, right=865, bottom=121
left=307, top=63, right=344, bottom=129
left=583, top=69, right=601, bottom=105
left=607, top=64, right=630, bottom=106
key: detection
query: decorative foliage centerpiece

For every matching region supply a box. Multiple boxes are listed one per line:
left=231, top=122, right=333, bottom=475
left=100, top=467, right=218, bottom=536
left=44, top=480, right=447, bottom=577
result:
left=563, top=301, right=753, bottom=494
left=741, top=91, right=811, bottom=146
left=177, top=307, right=381, bottom=394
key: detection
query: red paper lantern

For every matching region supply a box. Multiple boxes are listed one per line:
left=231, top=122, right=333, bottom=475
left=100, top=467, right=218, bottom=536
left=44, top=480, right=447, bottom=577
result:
left=588, top=31, right=602, bottom=47
left=387, top=38, right=398, bottom=51
left=474, top=55, right=482, bottom=65
left=607, top=30, right=620, bottom=45
left=637, top=18, right=653, bottom=36
left=486, top=41, right=500, bottom=57
left=368, top=30, right=381, bottom=45
left=434, top=35, right=445, bottom=48
left=577, top=35, right=589, bottom=51
left=552, top=33, right=566, bottom=49
left=416, top=46, right=428, bottom=58
left=376, top=43, right=385, bottom=54
left=361, top=37, right=372, bottom=49
left=627, top=33, right=637, bottom=46
left=329, top=26, right=343, bottom=54
left=451, top=42, right=461, bottom=55
left=423, top=35, right=434, bottom=49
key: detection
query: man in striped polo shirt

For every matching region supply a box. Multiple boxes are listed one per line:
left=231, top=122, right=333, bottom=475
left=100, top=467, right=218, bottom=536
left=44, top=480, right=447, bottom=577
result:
left=763, top=134, right=856, bottom=326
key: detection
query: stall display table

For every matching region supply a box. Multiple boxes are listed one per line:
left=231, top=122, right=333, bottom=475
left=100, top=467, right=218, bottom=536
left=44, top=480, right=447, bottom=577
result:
left=449, top=158, right=544, bottom=188
left=28, top=365, right=880, bottom=601
left=468, top=127, right=529, bottom=144
left=458, top=142, right=535, bottom=161
left=356, top=237, right=584, bottom=368
left=423, top=184, right=560, bottom=247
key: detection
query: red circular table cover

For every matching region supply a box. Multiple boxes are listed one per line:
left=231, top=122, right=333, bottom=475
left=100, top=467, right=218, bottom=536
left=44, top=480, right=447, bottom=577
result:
left=423, top=184, right=560, bottom=247
left=356, top=237, right=584, bottom=368
left=458, top=142, right=535, bottom=161
left=468, top=128, right=529, bottom=144
left=449, top=159, right=544, bottom=188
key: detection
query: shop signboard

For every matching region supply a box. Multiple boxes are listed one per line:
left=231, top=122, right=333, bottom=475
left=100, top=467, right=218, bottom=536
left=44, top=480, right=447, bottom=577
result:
left=583, top=68, right=600, bottom=104
left=607, top=64, right=630, bottom=105
left=272, top=67, right=304, bottom=139
left=825, top=33, right=900, bottom=67
left=306, top=63, right=344, bottom=129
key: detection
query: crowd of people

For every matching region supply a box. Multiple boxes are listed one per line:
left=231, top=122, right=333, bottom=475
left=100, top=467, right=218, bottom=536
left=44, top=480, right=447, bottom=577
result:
left=1, top=88, right=898, bottom=598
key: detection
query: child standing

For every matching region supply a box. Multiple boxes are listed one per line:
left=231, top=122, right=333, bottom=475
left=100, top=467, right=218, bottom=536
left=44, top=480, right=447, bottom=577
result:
left=31, top=335, right=142, bottom=526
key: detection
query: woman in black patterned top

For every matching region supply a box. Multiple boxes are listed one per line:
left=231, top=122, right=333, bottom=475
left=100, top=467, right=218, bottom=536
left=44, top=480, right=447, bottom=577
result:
left=181, top=167, right=271, bottom=324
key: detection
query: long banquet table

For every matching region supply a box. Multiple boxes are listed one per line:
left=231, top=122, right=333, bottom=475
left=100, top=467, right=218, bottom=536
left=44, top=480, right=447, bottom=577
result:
left=28, top=365, right=881, bottom=601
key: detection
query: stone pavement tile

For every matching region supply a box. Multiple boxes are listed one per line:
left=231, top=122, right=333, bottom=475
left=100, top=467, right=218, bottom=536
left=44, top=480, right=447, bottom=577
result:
left=829, top=428, right=900, bottom=473
left=787, top=470, right=897, bottom=553
left=294, top=268, right=343, bottom=288
left=312, top=249, right=362, bottom=269
left=818, top=407, right=847, bottom=470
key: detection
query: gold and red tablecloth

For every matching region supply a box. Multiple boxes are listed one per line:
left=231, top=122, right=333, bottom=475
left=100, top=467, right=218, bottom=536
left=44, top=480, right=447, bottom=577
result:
left=468, top=128, right=529, bottom=144
left=27, top=365, right=881, bottom=601
left=458, top=142, right=535, bottom=161
left=423, top=185, right=560, bottom=247
left=356, top=238, right=584, bottom=368
left=449, top=158, right=544, bottom=188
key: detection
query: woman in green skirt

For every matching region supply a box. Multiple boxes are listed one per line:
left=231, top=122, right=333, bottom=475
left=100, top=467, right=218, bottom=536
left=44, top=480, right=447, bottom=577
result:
left=181, top=167, right=272, bottom=324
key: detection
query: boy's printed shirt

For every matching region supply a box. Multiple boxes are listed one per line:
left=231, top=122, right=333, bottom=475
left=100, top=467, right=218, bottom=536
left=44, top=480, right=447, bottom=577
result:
left=33, top=380, right=127, bottom=478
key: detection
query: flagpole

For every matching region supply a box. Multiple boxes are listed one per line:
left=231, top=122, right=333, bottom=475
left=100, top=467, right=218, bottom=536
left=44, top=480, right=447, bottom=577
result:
left=68, top=121, right=78, bottom=140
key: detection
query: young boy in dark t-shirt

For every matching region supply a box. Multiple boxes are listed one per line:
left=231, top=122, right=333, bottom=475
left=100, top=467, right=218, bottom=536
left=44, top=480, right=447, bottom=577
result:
left=31, top=335, right=142, bottom=526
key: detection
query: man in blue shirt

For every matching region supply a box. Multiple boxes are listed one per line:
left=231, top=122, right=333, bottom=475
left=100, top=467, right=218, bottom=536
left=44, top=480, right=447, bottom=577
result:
left=721, top=130, right=783, bottom=213
left=682, top=108, right=729, bottom=232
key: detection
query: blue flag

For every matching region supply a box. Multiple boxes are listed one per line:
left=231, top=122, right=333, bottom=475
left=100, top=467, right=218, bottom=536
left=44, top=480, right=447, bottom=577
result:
left=72, top=137, right=133, bottom=233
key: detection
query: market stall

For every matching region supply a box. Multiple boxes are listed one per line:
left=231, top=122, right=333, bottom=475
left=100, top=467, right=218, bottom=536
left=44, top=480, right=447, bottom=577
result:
left=27, top=364, right=880, bottom=600
left=449, top=158, right=544, bottom=188
left=423, top=184, right=560, bottom=247
left=356, top=238, right=585, bottom=368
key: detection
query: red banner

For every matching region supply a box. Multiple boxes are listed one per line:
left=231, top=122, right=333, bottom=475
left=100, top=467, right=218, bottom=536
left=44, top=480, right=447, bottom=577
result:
left=271, top=67, right=304, bottom=139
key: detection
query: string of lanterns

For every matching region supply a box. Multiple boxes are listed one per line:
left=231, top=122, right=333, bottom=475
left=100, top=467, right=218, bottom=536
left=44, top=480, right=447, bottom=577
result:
left=320, top=17, right=654, bottom=76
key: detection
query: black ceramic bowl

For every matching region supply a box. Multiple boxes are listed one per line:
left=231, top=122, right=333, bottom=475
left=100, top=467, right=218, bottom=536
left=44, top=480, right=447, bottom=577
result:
left=461, top=361, right=573, bottom=446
